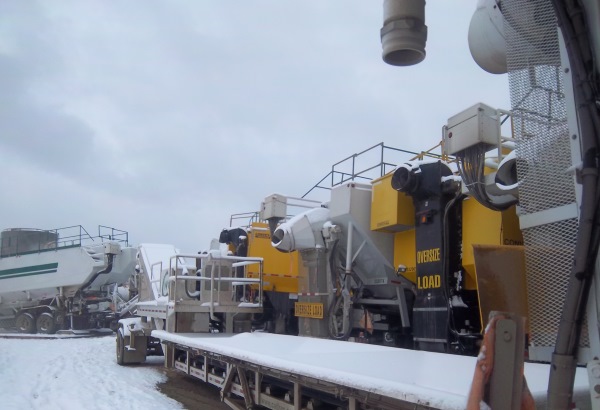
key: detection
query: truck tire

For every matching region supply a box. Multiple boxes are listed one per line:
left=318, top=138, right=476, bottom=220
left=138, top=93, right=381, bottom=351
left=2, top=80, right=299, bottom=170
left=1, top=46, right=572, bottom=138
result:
left=15, top=312, right=35, bottom=334
left=54, top=312, right=66, bottom=331
left=36, top=312, right=57, bottom=334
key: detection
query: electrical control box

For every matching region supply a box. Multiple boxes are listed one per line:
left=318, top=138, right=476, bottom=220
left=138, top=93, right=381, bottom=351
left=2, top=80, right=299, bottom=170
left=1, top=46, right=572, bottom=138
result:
left=104, top=243, right=121, bottom=255
left=443, top=102, right=500, bottom=155
left=260, top=194, right=288, bottom=220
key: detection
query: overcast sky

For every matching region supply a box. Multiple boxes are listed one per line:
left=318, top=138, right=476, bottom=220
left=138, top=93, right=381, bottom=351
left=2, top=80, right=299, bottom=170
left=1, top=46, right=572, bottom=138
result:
left=0, top=1, right=510, bottom=252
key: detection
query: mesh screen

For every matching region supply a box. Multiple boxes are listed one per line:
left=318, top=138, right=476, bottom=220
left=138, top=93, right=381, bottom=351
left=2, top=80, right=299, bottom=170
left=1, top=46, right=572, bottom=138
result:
left=522, top=219, right=578, bottom=347
left=503, top=0, right=587, bottom=355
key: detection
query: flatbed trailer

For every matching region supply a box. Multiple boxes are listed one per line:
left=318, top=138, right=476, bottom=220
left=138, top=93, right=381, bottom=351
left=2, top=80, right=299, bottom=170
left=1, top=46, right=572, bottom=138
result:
left=153, top=330, right=590, bottom=410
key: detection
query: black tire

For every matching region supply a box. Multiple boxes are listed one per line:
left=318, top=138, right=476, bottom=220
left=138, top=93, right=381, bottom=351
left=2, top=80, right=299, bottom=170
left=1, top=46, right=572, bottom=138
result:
left=15, top=312, right=36, bottom=334
left=54, top=311, right=66, bottom=331
left=116, top=329, right=126, bottom=365
left=36, top=312, right=57, bottom=334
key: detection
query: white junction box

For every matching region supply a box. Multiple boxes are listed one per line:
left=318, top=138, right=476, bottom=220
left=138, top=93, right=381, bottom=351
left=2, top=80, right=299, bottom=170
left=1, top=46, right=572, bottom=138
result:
left=260, top=194, right=288, bottom=220
left=104, top=242, right=121, bottom=255
left=443, top=102, right=500, bottom=155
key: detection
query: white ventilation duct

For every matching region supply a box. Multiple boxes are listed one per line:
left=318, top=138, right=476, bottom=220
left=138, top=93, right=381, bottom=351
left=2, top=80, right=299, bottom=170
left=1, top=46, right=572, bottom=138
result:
left=271, top=207, right=330, bottom=252
left=494, top=150, right=520, bottom=194
left=468, top=0, right=507, bottom=74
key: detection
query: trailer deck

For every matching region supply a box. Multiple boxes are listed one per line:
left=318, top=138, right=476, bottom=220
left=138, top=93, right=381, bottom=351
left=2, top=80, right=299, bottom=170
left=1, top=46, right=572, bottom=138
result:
left=153, top=330, right=591, bottom=410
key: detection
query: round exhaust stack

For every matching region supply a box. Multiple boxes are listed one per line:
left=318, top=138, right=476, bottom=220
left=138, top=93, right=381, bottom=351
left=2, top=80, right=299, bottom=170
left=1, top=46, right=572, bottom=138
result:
left=381, top=0, right=427, bottom=66
left=391, top=165, right=418, bottom=193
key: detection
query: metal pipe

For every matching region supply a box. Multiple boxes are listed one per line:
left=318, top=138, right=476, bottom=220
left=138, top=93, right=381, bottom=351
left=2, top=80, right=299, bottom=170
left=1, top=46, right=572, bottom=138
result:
left=172, top=258, right=177, bottom=303
left=381, top=0, right=427, bottom=66
left=547, top=0, right=600, bottom=407
left=169, top=276, right=259, bottom=283
left=209, top=261, right=217, bottom=321
left=259, top=260, right=263, bottom=307
left=232, top=261, right=261, bottom=268
left=81, top=253, right=115, bottom=290
left=352, top=239, right=367, bottom=265
left=346, top=222, right=353, bottom=274
left=217, top=263, right=222, bottom=301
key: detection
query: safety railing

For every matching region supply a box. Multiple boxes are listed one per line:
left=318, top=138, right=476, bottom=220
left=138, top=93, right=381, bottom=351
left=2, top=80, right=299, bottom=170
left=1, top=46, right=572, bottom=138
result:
left=226, top=142, right=448, bottom=228
left=229, top=212, right=261, bottom=229
left=165, top=253, right=264, bottom=319
left=301, top=142, right=446, bottom=198
left=97, top=225, right=129, bottom=246
left=150, top=261, right=165, bottom=298
left=0, top=225, right=129, bottom=258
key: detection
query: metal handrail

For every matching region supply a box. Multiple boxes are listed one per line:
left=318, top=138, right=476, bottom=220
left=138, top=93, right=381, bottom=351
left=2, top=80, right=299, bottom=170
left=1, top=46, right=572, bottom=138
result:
left=224, top=142, right=450, bottom=226
left=150, top=261, right=165, bottom=296
left=98, top=225, right=129, bottom=246
left=0, top=224, right=130, bottom=258
left=167, top=254, right=264, bottom=316
left=229, top=212, right=260, bottom=228
left=302, top=142, right=445, bottom=198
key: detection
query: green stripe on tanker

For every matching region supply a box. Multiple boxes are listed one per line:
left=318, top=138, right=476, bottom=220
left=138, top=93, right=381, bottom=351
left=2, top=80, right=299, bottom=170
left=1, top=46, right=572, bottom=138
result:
left=0, top=263, right=59, bottom=280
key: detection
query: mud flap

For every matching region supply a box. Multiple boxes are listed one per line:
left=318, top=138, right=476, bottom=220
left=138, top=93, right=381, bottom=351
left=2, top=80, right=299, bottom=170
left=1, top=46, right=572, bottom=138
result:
left=472, top=245, right=529, bottom=333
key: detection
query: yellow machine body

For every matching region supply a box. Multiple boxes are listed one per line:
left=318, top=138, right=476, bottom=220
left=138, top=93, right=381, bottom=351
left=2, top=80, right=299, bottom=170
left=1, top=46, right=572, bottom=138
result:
left=461, top=197, right=523, bottom=289
left=371, top=174, right=523, bottom=292
left=245, top=222, right=300, bottom=293
left=370, top=172, right=415, bottom=233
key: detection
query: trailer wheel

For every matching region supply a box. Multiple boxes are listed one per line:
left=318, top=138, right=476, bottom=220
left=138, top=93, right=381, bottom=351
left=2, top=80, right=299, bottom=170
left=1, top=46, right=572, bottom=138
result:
left=54, top=312, right=66, bottom=331
left=116, top=329, right=126, bottom=365
left=15, top=312, right=36, bottom=334
left=36, top=312, right=57, bottom=334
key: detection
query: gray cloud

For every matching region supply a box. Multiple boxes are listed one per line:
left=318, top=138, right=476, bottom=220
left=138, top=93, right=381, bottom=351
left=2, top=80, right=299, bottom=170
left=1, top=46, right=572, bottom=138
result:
left=0, top=1, right=511, bottom=250
left=0, top=3, right=97, bottom=179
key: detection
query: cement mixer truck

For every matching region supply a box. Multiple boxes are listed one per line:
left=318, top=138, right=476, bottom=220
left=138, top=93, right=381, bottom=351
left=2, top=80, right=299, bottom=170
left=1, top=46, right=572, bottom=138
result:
left=0, top=225, right=138, bottom=334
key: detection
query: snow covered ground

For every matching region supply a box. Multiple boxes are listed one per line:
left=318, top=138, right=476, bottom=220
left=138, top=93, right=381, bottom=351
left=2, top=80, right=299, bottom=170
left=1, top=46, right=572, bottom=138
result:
left=0, top=335, right=183, bottom=410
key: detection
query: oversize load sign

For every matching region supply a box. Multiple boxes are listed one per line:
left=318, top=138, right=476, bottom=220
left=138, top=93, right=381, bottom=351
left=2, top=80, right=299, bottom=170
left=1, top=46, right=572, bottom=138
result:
left=294, top=302, right=324, bottom=319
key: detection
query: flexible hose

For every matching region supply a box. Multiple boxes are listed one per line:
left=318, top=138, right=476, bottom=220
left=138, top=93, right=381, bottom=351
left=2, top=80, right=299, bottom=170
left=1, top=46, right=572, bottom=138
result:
left=547, top=0, right=600, bottom=408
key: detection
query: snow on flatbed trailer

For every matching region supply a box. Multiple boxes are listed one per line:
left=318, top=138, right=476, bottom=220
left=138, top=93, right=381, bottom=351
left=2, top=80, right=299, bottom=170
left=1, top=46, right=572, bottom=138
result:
left=152, top=330, right=591, bottom=410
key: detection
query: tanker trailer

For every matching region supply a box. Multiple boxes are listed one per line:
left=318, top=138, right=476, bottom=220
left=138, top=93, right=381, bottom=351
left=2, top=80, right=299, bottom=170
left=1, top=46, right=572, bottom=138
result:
left=0, top=225, right=137, bottom=334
